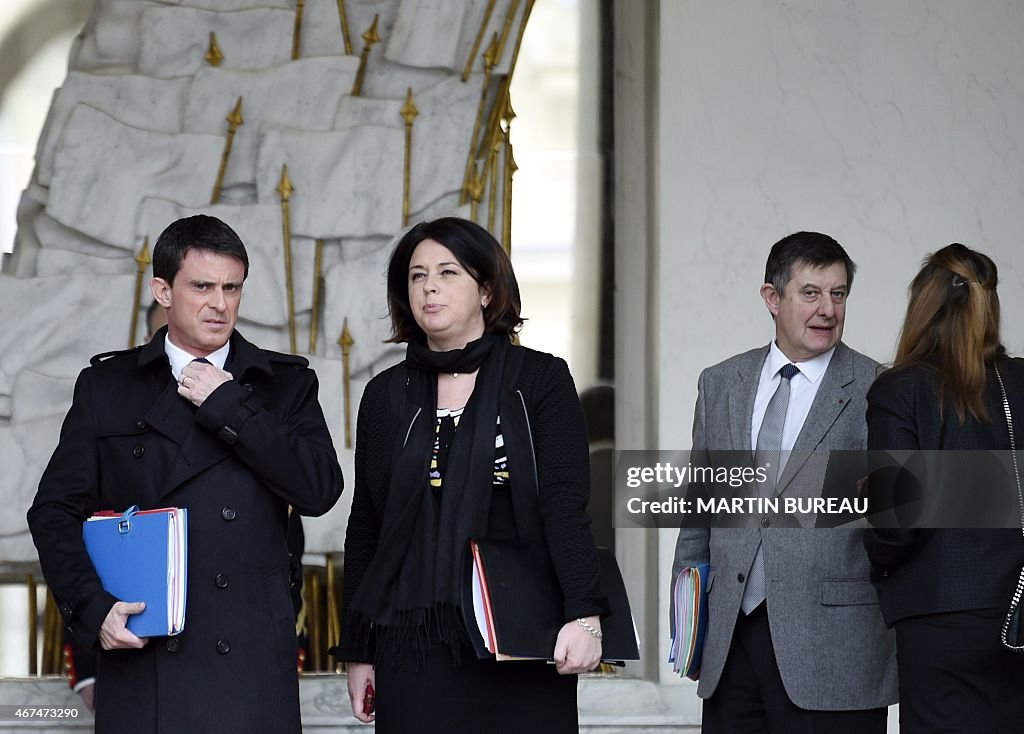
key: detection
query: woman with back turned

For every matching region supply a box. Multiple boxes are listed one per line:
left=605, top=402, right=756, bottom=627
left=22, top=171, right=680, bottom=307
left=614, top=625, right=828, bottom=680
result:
left=864, top=243, right=1024, bottom=732
left=332, top=217, right=609, bottom=732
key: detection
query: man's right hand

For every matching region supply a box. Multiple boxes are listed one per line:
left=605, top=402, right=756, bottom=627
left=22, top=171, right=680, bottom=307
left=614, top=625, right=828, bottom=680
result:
left=346, top=662, right=376, bottom=724
left=98, top=601, right=148, bottom=650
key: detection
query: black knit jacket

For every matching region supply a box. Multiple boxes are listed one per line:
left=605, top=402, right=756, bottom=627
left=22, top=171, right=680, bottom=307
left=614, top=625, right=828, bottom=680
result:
left=864, top=358, right=1024, bottom=625
left=334, top=345, right=609, bottom=662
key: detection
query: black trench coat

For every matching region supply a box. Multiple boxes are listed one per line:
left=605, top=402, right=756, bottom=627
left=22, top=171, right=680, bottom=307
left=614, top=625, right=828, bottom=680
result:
left=28, top=328, right=343, bottom=733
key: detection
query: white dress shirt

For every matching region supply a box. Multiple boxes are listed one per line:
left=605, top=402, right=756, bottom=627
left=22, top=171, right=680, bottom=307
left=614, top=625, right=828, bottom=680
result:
left=750, top=342, right=836, bottom=464
left=164, top=335, right=230, bottom=383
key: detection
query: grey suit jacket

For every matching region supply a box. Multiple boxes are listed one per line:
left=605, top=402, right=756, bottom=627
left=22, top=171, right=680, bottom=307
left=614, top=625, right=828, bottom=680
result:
left=672, top=342, right=897, bottom=710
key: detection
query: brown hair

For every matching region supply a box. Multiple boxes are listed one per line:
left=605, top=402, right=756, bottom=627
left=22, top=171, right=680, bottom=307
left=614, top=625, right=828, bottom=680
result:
left=892, top=243, right=1004, bottom=422
left=385, top=217, right=524, bottom=344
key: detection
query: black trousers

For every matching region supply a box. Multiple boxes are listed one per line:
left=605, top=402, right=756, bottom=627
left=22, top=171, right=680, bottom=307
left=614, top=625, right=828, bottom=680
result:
left=894, top=607, right=1024, bottom=734
left=701, top=603, right=887, bottom=734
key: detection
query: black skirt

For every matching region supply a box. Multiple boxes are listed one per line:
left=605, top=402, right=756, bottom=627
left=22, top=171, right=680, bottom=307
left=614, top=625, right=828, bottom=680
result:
left=373, top=636, right=579, bottom=734
left=894, top=606, right=1024, bottom=733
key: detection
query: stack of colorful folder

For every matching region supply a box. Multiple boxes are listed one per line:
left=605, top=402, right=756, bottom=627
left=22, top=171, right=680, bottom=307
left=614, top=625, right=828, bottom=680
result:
left=669, top=563, right=710, bottom=679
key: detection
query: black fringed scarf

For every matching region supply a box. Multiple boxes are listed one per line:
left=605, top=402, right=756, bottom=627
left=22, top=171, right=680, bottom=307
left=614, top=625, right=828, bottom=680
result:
left=347, top=333, right=509, bottom=666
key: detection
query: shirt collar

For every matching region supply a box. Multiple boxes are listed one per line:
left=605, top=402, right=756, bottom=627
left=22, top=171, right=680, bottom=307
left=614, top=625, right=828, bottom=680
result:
left=766, top=341, right=835, bottom=385
left=164, top=335, right=230, bottom=382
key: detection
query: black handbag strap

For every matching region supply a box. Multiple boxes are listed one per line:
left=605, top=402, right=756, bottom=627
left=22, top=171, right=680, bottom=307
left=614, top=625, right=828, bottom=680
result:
left=992, top=363, right=1024, bottom=651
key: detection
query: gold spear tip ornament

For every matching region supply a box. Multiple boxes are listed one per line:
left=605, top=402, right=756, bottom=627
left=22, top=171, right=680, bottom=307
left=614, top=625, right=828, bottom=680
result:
left=362, top=14, right=380, bottom=46
left=339, top=318, right=354, bottom=449
left=205, top=32, right=224, bottom=67
left=351, top=14, right=381, bottom=97
left=503, top=89, right=516, bottom=124
left=135, top=237, right=151, bottom=272
left=483, top=31, right=499, bottom=71
left=401, top=88, right=418, bottom=125
left=277, top=165, right=294, bottom=202
left=211, top=98, right=243, bottom=204
left=339, top=319, right=354, bottom=352
left=227, top=96, right=244, bottom=129
left=469, top=169, right=486, bottom=203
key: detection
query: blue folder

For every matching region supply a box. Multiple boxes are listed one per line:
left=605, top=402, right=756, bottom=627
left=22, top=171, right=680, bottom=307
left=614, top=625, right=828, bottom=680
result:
left=669, top=562, right=711, bottom=679
left=82, top=506, right=188, bottom=638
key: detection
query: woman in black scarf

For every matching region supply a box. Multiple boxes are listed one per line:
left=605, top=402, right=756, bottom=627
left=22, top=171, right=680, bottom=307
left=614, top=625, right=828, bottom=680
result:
left=333, top=217, right=609, bottom=731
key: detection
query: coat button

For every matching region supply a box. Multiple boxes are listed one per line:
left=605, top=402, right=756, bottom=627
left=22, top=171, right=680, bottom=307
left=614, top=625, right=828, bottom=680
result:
left=221, top=507, right=236, bottom=521
left=761, top=516, right=771, bottom=528
left=215, top=574, right=229, bottom=589
left=132, top=445, right=145, bottom=458
left=243, top=383, right=254, bottom=393
left=216, top=640, right=231, bottom=654
left=165, top=638, right=181, bottom=653
left=737, top=573, right=745, bottom=583
left=136, top=420, right=147, bottom=430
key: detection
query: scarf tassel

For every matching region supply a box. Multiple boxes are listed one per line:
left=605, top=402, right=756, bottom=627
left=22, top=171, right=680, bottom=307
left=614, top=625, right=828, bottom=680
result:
left=346, top=604, right=470, bottom=671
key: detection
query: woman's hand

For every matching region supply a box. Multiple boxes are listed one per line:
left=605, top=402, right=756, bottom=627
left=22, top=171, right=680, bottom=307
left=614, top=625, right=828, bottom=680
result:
left=553, top=616, right=602, bottom=675
left=346, top=662, right=376, bottom=723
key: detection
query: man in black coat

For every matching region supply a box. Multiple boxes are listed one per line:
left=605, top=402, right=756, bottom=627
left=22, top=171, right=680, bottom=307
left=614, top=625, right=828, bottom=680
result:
left=28, top=215, right=344, bottom=733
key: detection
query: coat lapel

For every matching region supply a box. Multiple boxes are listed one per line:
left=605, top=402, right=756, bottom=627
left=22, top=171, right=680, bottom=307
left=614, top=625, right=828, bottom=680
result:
left=140, top=358, right=233, bottom=499
left=776, top=343, right=853, bottom=492
left=145, top=379, right=194, bottom=447
left=728, top=347, right=767, bottom=452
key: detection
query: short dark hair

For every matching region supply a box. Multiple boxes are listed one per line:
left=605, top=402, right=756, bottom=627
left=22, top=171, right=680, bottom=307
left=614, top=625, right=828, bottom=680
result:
left=385, top=217, right=524, bottom=343
left=764, top=231, right=856, bottom=295
left=152, top=215, right=249, bottom=284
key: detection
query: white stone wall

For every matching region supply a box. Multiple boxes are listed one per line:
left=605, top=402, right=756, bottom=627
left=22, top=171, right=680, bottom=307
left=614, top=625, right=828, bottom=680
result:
left=0, top=0, right=528, bottom=561
left=657, top=0, right=1024, bottom=452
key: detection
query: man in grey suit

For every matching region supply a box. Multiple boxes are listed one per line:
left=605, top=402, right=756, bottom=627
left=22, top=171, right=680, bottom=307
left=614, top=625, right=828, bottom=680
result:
left=673, top=232, right=897, bottom=733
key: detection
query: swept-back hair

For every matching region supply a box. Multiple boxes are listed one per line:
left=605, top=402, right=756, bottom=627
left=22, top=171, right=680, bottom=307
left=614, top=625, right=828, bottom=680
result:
left=385, top=217, right=524, bottom=344
left=892, top=243, right=1004, bottom=422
